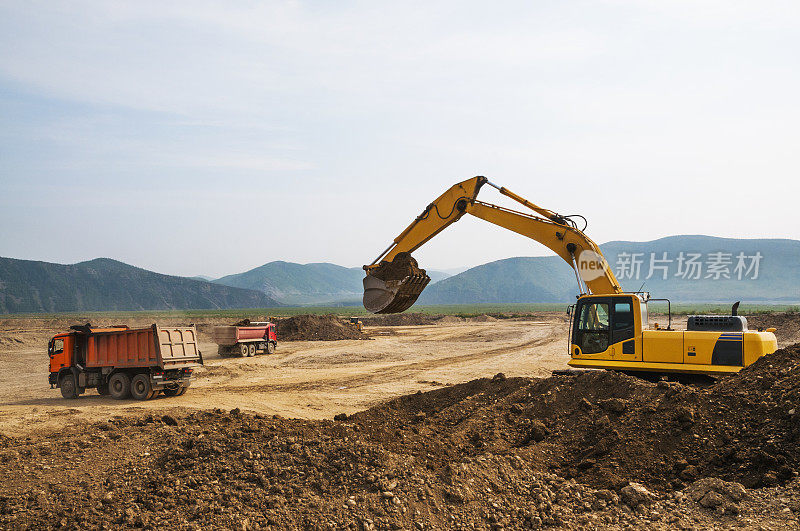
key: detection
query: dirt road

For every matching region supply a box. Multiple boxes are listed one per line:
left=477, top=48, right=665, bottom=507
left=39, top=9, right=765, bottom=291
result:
left=0, top=315, right=570, bottom=436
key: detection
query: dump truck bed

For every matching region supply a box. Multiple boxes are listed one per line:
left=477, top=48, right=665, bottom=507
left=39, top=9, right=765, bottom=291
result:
left=84, top=325, right=201, bottom=370
left=211, top=324, right=274, bottom=346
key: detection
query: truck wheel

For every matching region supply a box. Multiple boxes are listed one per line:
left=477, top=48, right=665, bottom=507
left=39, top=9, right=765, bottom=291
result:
left=248, top=344, right=256, bottom=357
left=97, top=384, right=109, bottom=396
left=130, top=374, right=153, bottom=400
left=60, top=373, right=78, bottom=399
left=239, top=343, right=249, bottom=357
left=108, top=373, right=131, bottom=400
left=266, top=342, right=275, bottom=355
left=163, top=386, right=187, bottom=397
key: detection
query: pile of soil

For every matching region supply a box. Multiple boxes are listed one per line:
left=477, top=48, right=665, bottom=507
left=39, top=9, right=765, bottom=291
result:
left=361, top=314, right=498, bottom=327
left=368, top=252, right=427, bottom=282
left=747, top=312, right=800, bottom=345
left=274, top=314, right=368, bottom=341
left=361, top=313, right=441, bottom=327
left=469, top=314, right=498, bottom=322
left=356, top=344, right=800, bottom=491
left=1, top=345, right=799, bottom=529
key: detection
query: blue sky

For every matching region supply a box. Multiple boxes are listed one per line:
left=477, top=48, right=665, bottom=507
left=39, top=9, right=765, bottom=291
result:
left=1, top=1, right=799, bottom=277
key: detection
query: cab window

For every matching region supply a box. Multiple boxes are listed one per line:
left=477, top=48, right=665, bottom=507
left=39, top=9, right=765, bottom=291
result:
left=53, top=339, right=64, bottom=353
left=613, top=302, right=633, bottom=329
left=577, top=302, right=610, bottom=354
left=612, top=300, right=636, bottom=344
left=579, top=303, right=609, bottom=331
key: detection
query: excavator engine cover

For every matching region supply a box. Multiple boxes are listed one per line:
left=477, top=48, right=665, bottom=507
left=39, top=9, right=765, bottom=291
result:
left=363, top=253, right=431, bottom=314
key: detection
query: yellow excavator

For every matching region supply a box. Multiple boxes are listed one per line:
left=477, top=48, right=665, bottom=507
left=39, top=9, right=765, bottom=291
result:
left=363, top=176, right=778, bottom=375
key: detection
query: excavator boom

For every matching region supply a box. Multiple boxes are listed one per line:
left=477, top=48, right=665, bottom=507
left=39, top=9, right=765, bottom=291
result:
left=363, top=176, right=622, bottom=313
left=363, top=175, right=778, bottom=377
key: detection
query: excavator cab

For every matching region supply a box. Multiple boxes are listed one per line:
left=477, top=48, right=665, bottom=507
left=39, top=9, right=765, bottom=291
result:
left=570, top=295, right=642, bottom=358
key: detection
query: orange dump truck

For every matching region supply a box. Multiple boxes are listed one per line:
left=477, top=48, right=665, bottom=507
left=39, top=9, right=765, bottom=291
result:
left=48, top=324, right=203, bottom=400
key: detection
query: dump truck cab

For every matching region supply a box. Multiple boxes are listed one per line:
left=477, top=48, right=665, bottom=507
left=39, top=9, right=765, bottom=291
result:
left=48, top=333, right=73, bottom=375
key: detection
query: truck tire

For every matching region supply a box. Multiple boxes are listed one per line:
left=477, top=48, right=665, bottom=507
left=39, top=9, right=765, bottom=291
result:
left=163, top=386, right=187, bottom=397
left=60, top=373, right=78, bottom=399
left=130, top=373, right=154, bottom=400
left=97, top=384, right=109, bottom=396
left=108, top=372, right=131, bottom=400
left=248, top=344, right=256, bottom=357
left=266, top=341, right=275, bottom=355
left=239, top=343, right=249, bottom=357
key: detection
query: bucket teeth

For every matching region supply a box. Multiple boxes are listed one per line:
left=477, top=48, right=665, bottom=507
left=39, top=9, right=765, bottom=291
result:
left=363, top=273, right=431, bottom=314
left=362, top=252, right=431, bottom=314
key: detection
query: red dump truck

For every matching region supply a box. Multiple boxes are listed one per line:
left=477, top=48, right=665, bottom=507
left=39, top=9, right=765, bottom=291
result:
left=48, top=324, right=203, bottom=400
left=212, top=322, right=277, bottom=357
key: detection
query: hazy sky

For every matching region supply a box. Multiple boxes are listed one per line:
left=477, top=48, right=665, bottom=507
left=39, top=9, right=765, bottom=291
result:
left=1, top=1, right=799, bottom=278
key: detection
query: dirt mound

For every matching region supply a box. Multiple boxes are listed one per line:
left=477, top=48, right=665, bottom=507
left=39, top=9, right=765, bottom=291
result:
left=356, top=343, right=800, bottom=491
left=2, top=398, right=798, bottom=529
left=360, top=313, right=440, bottom=326
left=469, top=314, right=498, bottom=322
left=368, top=252, right=426, bottom=282
left=747, top=312, right=800, bottom=345
left=275, top=314, right=367, bottom=341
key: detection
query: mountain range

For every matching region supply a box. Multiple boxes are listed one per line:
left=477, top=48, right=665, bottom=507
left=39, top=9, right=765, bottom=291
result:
left=419, top=236, right=800, bottom=304
left=213, top=262, right=451, bottom=305
left=1, top=235, right=798, bottom=314
left=0, top=257, right=279, bottom=314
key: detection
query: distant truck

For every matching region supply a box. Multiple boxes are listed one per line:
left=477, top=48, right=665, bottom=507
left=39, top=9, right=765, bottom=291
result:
left=48, top=324, right=203, bottom=400
left=212, top=322, right=277, bottom=357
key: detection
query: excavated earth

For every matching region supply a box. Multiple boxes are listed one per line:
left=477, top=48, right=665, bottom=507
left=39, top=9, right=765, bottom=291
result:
left=369, top=252, right=426, bottom=282
left=1, top=345, right=799, bottom=529
left=272, top=315, right=368, bottom=341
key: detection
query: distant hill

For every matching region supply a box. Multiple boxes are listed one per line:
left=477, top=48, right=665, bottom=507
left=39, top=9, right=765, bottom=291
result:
left=6, top=235, right=793, bottom=313
left=419, top=256, right=576, bottom=304
left=419, top=236, right=800, bottom=305
left=213, top=261, right=451, bottom=305
left=0, top=257, right=280, bottom=314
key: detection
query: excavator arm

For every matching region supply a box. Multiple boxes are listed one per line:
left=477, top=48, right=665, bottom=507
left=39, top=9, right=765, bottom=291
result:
left=364, top=176, right=623, bottom=313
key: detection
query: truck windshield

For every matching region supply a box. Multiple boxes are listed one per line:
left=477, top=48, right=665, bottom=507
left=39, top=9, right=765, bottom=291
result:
left=51, top=338, right=64, bottom=355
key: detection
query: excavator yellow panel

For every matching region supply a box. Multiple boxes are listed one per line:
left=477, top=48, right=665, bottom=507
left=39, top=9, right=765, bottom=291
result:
left=641, top=330, right=683, bottom=364
left=570, top=328, right=777, bottom=375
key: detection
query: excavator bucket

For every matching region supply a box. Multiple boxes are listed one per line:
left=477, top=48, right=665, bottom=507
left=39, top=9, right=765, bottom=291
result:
left=363, top=252, right=431, bottom=314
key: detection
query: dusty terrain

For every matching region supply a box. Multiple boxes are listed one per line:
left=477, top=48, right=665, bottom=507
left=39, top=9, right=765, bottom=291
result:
left=0, top=313, right=571, bottom=435
left=0, top=311, right=799, bottom=529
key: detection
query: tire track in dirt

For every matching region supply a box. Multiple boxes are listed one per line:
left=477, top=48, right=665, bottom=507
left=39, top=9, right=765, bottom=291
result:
left=213, top=326, right=565, bottom=395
